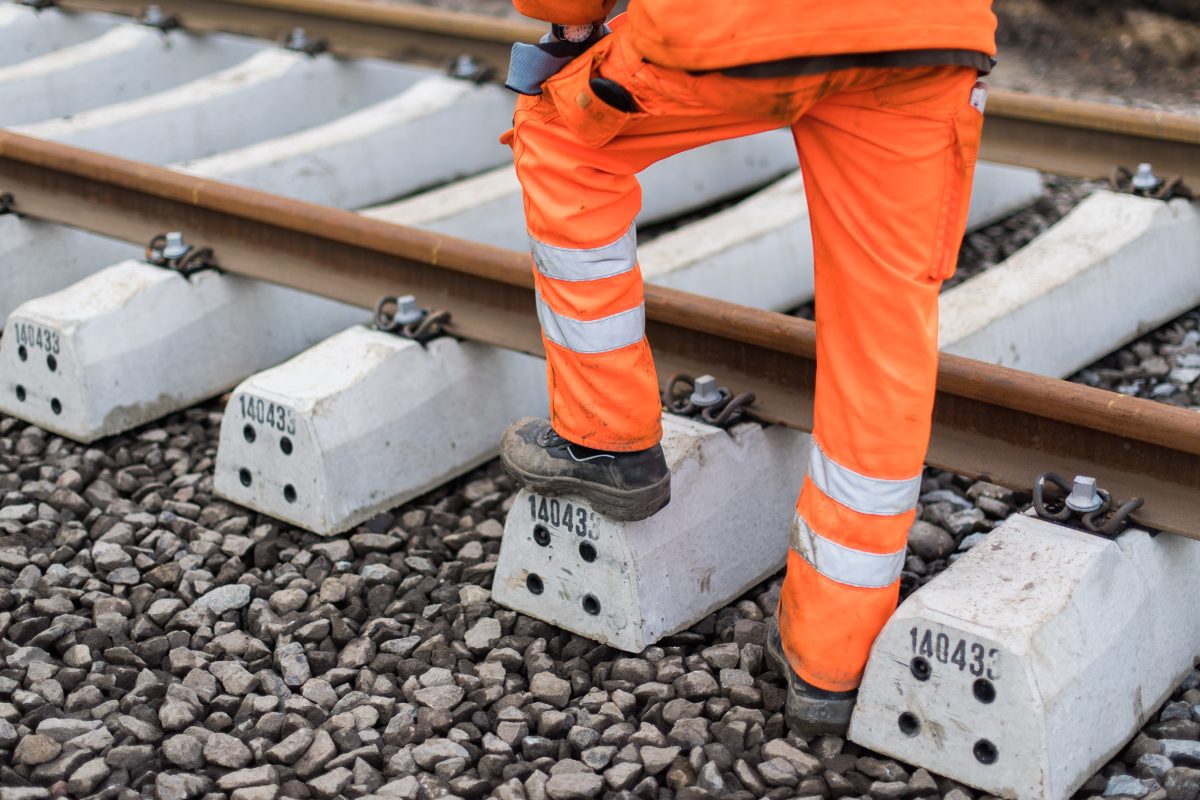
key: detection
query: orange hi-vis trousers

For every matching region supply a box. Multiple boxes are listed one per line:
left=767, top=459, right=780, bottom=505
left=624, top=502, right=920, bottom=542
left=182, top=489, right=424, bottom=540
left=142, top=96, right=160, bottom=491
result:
left=505, top=21, right=985, bottom=691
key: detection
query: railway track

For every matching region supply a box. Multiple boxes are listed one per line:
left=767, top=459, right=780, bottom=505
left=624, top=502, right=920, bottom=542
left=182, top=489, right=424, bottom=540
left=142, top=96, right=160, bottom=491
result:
left=49, top=0, right=1200, bottom=186
left=0, top=2, right=1197, bottom=799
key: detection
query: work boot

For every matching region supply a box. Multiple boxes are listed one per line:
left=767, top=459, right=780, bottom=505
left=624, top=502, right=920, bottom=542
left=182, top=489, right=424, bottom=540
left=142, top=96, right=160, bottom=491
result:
left=766, top=615, right=857, bottom=736
left=500, top=417, right=670, bottom=522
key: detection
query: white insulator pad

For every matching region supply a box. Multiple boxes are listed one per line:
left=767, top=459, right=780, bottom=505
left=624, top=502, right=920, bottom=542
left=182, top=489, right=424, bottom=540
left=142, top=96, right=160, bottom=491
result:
left=212, top=326, right=547, bottom=535
left=18, top=51, right=430, bottom=164
left=850, top=513, right=1200, bottom=800
left=493, top=416, right=809, bottom=652
left=0, top=261, right=365, bottom=442
left=0, top=5, right=121, bottom=68
left=940, top=192, right=1200, bottom=378
left=0, top=26, right=261, bottom=126
left=182, top=75, right=513, bottom=208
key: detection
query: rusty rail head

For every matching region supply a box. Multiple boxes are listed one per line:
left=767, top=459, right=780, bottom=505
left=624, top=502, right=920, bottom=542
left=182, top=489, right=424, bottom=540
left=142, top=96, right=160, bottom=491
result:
left=222, top=0, right=541, bottom=43
left=55, top=0, right=541, bottom=78
left=52, top=0, right=1200, bottom=183
left=987, top=90, right=1200, bottom=147
left=0, top=130, right=1197, bottom=535
left=981, top=90, right=1200, bottom=184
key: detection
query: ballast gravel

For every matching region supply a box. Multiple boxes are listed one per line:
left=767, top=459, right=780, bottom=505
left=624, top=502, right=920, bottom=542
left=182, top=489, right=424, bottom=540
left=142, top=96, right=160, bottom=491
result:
left=0, top=381, right=1195, bottom=800
left=1072, top=307, right=1200, bottom=411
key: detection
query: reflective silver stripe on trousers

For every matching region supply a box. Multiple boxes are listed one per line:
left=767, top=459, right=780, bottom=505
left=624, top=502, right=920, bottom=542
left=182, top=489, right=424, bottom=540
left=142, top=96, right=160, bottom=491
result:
left=807, top=439, right=922, bottom=516
left=531, top=226, right=637, bottom=282
left=790, top=514, right=905, bottom=589
left=536, top=295, right=645, bottom=354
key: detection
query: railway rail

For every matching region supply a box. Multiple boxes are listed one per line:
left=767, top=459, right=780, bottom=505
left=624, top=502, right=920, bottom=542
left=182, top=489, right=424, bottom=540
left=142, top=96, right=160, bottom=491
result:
left=49, top=0, right=1200, bottom=185
left=1, top=128, right=1197, bottom=535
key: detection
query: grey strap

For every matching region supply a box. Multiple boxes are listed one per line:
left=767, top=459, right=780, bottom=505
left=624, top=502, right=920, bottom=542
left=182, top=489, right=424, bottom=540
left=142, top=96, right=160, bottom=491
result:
left=505, top=27, right=610, bottom=96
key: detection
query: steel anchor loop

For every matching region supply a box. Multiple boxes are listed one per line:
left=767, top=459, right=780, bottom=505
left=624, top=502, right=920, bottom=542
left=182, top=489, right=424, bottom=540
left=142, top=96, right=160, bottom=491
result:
left=1082, top=496, right=1146, bottom=538
left=1033, top=471, right=1146, bottom=538
left=402, top=309, right=452, bottom=343
left=662, top=373, right=698, bottom=415
left=702, top=391, right=756, bottom=427
left=373, top=296, right=450, bottom=343
left=0, top=193, right=13, bottom=215
left=145, top=232, right=218, bottom=278
left=373, top=294, right=424, bottom=333
left=175, top=246, right=218, bottom=278
left=1032, top=471, right=1074, bottom=522
left=284, top=28, right=328, bottom=56
left=1110, top=164, right=1193, bottom=201
left=145, top=233, right=171, bottom=266
left=660, top=373, right=754, bottom=428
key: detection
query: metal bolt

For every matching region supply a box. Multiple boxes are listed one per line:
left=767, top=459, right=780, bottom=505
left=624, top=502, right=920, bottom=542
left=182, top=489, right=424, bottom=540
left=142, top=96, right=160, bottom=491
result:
left=285, top=28, right=308, bottom=49
left=139, top=5, right=178, bottom=30
left=689, top=375, right=724, bottom=408
left=1065, top=475, right=1104, bottom=513
left=161, top=232, right=189, bottom=261
left=284, top=27, right=325, bottom=54
left=392, top=295, right=425, bottom=325
left=448, top=54, right=490, bottom=82
left=1131, top=163, right=1160, bottom=192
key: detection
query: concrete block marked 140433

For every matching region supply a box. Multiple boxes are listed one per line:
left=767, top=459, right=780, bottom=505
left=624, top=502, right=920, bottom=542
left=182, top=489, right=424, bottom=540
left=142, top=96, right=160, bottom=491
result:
left=493, top=415, right=810, bottom=652
left=213, top=326, right=548, bottom=536
left=850, top=513, right=1200, bottom=800
left=0, top=261, right=366, bottom=443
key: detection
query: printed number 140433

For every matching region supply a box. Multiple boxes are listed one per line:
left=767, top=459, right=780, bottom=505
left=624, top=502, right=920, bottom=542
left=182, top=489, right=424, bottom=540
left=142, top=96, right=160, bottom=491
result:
left=528, top=494, right=596, bottom=540
left=911, top=627, right=999, bottom=680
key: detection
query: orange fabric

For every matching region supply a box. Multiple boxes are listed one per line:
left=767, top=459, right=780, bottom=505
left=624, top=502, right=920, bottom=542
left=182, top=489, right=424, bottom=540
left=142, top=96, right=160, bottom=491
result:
left=797, top=477, right=918, bottom=556
left=533, top=263, right=644, bottom=320
left=507, top=25, right=984, bottom=684
left=513, top=0, right=996, bottom=71
left=513, top=0, right=614, bottom=25
left=778, top=549, right=901, bottom=691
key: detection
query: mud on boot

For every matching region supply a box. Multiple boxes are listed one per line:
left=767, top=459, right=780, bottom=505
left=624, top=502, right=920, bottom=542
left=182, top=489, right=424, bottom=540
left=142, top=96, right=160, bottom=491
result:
left=499, top=417, right=671, bottom=522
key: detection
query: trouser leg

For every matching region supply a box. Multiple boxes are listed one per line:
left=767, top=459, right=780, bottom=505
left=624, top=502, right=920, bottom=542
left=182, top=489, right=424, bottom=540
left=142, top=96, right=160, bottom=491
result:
left=778, top=66, right=985, bottom=691
left=508, top=30, right=780, bottom=451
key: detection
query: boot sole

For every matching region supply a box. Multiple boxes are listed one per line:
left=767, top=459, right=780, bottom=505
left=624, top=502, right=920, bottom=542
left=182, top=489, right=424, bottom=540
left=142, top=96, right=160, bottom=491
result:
left=500, top=455, right=671, bottom=523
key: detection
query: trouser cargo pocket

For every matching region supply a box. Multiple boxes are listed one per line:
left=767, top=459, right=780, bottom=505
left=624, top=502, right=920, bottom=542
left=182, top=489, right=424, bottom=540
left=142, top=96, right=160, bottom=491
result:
left=929, top=82, right=986, bottom=281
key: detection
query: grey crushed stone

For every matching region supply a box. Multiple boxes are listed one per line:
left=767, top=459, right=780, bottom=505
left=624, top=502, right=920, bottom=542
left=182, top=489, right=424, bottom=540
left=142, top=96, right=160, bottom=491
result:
left=0, top=299, right=1197, bottom=800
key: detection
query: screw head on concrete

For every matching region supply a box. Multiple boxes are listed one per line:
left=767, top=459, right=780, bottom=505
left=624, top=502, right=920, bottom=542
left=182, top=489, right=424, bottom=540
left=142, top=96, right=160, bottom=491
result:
left=392, top=295, right=425, bottom=325
left=449, top=54, right=485, bottom=81
left=689, top=375, right=724, bottom=408
left=1131, top=163, right=1160, bottom=192
left=285, top=28, right=313, bottom=51
left=161, top=232, right=189, bottom=261
left=141, top=5, right=165, bottom=25
left=1065, top=475, right=1104, bottom=513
